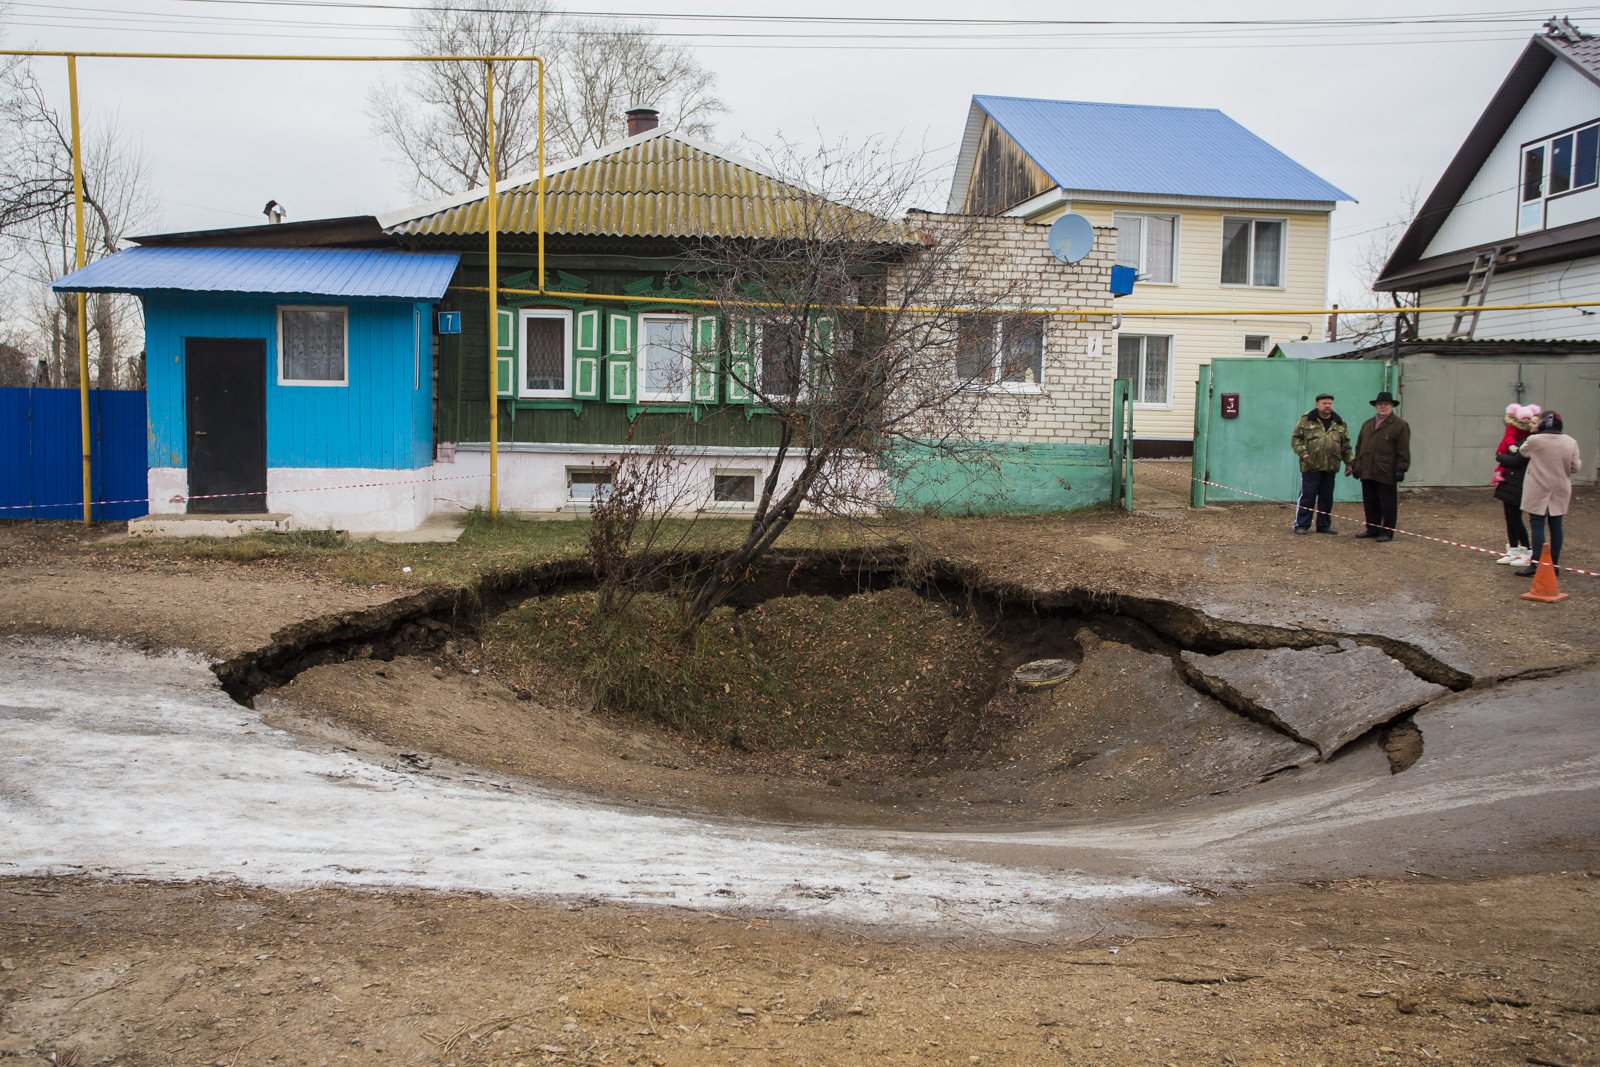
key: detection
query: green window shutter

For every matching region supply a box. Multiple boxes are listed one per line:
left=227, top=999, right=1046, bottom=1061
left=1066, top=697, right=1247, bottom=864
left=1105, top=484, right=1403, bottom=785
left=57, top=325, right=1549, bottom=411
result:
left=495, top=307, right=518, bottom=398
left=692, top=314, right=720, bottom=404
left=605, top=310, right=636, bottom=403
left=726, top=316, right=755, bottom=404
left=806, top=313, right=835, bottom=398
left=573, top=307, right=602, bottom=400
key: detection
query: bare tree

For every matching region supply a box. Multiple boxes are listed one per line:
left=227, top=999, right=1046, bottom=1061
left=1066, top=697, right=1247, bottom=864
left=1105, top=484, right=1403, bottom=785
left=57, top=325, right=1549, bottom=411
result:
left=608, top=138, right=1058, bottom=628
left=369, top=3, right=724, bottom=197
left=1334, top=187, right=1421, bottom=348
left=544, top=19, right=722, bottom=158
left=368, top=2, right=556, bottom=197
left=0, top=59, right=153, bottom=388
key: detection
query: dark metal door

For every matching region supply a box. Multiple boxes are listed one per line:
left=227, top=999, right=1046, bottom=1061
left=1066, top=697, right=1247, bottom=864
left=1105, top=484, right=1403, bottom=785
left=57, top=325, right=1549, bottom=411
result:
left=185, top=338, right=266, bottom=513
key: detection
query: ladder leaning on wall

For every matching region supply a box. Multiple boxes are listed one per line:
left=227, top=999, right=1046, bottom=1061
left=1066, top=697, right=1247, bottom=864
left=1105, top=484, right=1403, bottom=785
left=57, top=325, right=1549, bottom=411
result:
left=1445, top=244, right=1515, bottom=340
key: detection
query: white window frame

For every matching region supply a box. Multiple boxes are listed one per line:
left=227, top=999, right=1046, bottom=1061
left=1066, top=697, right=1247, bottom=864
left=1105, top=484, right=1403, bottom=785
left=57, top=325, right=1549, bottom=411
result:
left=955, top=314, right=1045, bottom=393
left=1220, top=217, right=1287, bottom=289
left=637, top=312, right=693, bottom=403
left=1243, top=333, right=1271, bottom=354
left=565, top=466, right=613, bottom=506
left=1518, top=119, right=1600, bottom=234
left=276, top=305, right=348, bottom=387
left=1112, top=212, right=1179, bottom=285
left=1117, top=332, right=1174, bottom=408
left=707, top=467, right=760, bottom=510
left=518, top=307, right=574, bottom=399
left=756, top=318, right=809, bottom=402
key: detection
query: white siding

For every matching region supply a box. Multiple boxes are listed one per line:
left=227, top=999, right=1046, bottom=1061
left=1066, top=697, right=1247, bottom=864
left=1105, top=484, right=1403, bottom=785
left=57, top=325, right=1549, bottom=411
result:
left=1418, top=255, right=1600, bottom=339
left=1034, top=201, right=1334, bottom=440
left=1425, top=61, right=1600, bottom=258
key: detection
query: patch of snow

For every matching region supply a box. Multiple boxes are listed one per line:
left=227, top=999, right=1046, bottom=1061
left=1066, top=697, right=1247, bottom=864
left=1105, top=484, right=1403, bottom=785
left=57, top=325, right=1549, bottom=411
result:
left=0, top=638, right=1174, bottom=933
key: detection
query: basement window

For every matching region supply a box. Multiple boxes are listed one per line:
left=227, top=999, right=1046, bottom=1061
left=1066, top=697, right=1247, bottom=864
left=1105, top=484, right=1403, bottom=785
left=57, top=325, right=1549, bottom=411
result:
left=566, top=467, right=613, bottom=503
left=710, top=469, right=758, bottom=507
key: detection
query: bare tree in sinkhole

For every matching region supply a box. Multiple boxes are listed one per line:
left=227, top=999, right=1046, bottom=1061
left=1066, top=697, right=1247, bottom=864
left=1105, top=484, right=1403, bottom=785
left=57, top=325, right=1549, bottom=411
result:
left=588, top=137, right=1060, bottom=630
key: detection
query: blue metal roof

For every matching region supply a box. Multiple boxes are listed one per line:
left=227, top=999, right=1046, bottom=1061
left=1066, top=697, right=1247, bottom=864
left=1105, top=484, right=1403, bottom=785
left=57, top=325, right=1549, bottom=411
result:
left=51, top=246, right=460, bottom=299
left=973, top=95, right=1353, bottom=203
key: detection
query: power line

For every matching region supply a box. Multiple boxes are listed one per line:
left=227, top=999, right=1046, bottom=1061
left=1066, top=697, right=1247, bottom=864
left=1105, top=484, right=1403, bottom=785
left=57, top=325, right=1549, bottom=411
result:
left=147, top=1, right=1600, bottom=28
left=7, top=1, right=1589, bottom=46
left=0, top=16, right=1541, bottom=50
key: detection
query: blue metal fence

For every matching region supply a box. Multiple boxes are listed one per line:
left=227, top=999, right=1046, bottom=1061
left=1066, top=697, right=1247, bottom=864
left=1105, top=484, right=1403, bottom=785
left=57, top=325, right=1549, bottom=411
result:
left=0, top=388, right=149, bottom=521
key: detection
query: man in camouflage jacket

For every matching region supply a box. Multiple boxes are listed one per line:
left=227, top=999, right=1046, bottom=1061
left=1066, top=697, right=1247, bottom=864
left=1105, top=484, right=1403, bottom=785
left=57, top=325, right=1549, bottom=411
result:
left=1289, top=392, right=1353, bottom=534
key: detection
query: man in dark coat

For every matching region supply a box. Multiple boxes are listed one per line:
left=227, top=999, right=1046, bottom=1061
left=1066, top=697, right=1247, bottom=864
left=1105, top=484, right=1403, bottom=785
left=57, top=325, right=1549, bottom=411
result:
left=1289, top=392, right=1352, bottom=534
left=1348, top=390, right=1410, bottom=542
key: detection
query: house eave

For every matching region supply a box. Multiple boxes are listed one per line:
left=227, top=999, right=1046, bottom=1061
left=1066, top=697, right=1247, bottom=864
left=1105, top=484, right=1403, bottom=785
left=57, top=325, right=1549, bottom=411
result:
left=1375, top=216, right=1600, bottom=291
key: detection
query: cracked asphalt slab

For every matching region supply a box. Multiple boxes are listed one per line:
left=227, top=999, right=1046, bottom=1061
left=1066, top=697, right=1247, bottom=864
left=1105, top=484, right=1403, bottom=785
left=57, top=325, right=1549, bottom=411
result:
left=5, top=635, right=1597, bottom=938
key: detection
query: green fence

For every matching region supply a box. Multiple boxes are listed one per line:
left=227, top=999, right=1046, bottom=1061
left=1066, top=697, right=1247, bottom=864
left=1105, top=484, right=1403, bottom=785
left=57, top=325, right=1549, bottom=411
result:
left=1110, top=377, right=1133, bottom=510
left=1192, top=358, right=1391, bottom=506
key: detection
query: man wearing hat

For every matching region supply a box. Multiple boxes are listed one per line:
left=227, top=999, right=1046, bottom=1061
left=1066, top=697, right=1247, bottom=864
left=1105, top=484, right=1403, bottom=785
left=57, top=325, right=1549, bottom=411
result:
left=1347, top=390, right=1410, bottom=541
left=1289, top=392, right=1352, bottom=534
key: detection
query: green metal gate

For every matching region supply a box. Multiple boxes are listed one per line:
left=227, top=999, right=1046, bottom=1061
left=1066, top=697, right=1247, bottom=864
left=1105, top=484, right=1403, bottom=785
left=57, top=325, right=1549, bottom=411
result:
left=1192, top=358, right=1391, bottom=506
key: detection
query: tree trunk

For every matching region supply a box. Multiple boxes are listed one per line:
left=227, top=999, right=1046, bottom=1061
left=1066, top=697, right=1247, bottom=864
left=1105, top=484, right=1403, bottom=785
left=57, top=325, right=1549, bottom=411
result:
left=92, top=293, right=117, bottom=387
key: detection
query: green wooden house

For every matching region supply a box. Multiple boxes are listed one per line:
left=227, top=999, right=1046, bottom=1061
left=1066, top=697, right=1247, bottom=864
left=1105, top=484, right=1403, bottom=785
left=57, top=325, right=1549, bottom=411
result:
left=378, top=119, right=1122, bottom=516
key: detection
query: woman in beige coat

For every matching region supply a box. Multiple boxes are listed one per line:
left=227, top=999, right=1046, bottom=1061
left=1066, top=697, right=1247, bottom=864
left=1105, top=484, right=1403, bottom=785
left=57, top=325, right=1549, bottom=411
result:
left=1515, top=411, right=1583, bottom=577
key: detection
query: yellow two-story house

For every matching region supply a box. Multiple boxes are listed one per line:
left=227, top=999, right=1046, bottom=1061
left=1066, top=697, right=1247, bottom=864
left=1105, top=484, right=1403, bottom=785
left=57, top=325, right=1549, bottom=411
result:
left=949, top=95, right=1352, bottom=455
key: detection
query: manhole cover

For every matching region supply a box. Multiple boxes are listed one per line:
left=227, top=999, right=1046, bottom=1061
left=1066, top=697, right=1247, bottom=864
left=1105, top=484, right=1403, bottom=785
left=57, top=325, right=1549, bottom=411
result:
left=1011, top=658, right=1078, bottom=690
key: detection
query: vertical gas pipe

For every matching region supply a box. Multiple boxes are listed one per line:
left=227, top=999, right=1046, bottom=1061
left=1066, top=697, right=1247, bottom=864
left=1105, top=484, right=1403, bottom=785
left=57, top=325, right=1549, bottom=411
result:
left=485, top=60, right=499, bottom=516
left=67, top=55, right=91, bottom=524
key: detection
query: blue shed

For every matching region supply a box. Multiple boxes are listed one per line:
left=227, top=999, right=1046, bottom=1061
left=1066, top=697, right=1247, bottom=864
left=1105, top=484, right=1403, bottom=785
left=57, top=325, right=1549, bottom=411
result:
left=52, top=246, right=459, bottom=532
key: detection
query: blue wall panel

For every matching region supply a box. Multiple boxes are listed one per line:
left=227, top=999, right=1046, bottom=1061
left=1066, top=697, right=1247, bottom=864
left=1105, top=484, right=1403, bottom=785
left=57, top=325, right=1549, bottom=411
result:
left=0, top=388, right=149, bottom=521
left=143, top=292, right=434, bottom=471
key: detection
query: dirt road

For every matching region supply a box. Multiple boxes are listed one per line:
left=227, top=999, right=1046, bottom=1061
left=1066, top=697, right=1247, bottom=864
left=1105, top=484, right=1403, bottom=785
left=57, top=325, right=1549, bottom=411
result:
left=2, top=491, right=1599, bottom=1064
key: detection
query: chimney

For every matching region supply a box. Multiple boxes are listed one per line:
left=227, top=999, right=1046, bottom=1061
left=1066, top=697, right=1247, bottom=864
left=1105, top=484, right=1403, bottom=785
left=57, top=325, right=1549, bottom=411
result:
left=626, top=108, right=660, bottom=137
left=1327, top=304, right=1339, bottom=342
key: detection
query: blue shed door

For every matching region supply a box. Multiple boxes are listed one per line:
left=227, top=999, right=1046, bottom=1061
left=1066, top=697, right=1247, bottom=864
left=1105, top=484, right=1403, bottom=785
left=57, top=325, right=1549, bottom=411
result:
left=185, top=338, right=267, bottom=514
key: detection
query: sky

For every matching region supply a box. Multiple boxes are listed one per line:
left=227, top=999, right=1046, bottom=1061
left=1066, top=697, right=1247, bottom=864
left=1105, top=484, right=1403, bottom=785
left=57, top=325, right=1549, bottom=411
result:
left=3, top=0, right=1593, bottom=304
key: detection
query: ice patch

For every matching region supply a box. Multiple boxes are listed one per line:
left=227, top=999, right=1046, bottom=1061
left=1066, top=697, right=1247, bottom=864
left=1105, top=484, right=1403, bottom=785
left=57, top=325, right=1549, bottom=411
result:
left=0, top=637, right=1173, bottom=933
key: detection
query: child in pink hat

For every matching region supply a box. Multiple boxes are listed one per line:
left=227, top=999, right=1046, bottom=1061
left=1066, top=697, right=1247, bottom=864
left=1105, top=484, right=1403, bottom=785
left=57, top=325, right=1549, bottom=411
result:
left=1492, top=403, right=1541, bottom=564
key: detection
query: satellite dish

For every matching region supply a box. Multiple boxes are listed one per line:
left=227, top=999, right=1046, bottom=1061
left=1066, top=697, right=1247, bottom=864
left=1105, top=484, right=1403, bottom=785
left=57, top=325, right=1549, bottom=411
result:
left=1047, top=213, right=1095, bottom=265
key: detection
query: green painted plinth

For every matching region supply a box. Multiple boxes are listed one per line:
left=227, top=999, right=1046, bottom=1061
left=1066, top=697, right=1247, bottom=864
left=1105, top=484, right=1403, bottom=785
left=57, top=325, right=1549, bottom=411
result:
left=887, top=441, right=1113, bottom=515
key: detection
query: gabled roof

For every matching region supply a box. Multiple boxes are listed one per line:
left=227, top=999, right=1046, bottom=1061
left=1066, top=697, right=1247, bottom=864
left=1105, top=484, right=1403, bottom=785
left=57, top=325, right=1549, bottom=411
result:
left=51, top=246, right=460, bottom=300
left=380, top=128, right=912, bottom=243
left=1376, top=28, right=1600, bottom=289
left=947, top=95, right=1351, bottom=210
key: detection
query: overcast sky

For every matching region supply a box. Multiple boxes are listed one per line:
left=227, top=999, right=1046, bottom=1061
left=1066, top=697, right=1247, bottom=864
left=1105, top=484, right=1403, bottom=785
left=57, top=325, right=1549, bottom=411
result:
left=5, top=1, right=1594, bottom=304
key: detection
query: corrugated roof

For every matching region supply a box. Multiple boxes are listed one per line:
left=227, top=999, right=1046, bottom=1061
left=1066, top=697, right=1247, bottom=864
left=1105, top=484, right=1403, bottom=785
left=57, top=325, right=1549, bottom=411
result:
left=51, top=247, right=460, bottom=298
left=381, top=130, right=911, bottom=242
left=1339, top=337, right=1600, bottom=359
left=957, top=95, right=1352, bottom=205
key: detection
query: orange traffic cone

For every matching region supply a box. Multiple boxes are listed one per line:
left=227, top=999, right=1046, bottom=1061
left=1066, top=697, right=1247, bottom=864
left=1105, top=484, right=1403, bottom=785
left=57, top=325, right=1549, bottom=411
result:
left=1520, top=544, right=1569, bottom=603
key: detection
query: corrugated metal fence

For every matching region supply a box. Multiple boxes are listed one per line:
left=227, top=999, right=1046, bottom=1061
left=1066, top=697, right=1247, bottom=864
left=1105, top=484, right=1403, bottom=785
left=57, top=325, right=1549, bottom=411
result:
left=0, top=388, right=148, bottom=521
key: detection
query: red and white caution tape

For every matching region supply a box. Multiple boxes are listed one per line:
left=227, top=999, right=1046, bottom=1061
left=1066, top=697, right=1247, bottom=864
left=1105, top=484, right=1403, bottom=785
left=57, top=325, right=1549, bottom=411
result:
left=0, top=472, right=490, bottom=514
left=1160, top=464, right=1596, bottom=579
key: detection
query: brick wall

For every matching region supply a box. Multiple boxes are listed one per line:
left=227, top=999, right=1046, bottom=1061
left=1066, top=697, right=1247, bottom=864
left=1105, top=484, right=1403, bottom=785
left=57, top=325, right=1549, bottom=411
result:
left=895, top=211, right=1117, bottom=446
